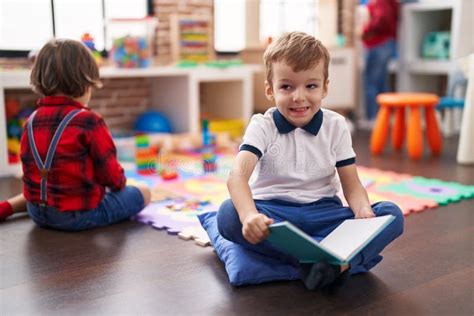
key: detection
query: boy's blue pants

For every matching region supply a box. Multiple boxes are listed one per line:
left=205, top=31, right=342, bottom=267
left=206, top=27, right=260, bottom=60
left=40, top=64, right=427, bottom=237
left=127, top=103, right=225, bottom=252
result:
left=27, top=185, right=145, bottom=231
left=217, top=196, right=404, bottom=274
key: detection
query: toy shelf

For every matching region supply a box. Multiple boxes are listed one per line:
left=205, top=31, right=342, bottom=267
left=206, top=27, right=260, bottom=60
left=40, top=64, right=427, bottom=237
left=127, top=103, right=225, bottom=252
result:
left=0, top=65, right=260, bottom=177
left=397, top=0, right=473, bottom=93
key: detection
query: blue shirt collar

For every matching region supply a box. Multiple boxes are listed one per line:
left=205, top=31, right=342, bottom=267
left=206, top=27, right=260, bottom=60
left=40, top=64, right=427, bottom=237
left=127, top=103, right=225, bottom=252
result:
left=272, top=108, right=323, bottom=136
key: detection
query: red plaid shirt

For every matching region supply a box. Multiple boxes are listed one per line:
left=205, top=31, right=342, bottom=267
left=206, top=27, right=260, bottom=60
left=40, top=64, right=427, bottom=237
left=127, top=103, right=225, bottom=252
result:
left=20, top=96, right=126, bottom=212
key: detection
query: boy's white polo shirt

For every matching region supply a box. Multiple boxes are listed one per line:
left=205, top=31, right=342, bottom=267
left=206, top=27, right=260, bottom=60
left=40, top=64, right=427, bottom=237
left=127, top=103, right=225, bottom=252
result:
left=240, top=107, right=355, bottom=204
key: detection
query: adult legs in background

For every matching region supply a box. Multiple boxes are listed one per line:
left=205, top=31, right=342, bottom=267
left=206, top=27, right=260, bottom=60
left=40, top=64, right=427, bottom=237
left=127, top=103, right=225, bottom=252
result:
left=363, top=39, right=397, bottom=120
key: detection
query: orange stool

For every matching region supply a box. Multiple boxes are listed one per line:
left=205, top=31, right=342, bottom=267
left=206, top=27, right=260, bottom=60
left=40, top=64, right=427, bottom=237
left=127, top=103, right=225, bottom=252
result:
left=370, top=93, right=442, bottom=160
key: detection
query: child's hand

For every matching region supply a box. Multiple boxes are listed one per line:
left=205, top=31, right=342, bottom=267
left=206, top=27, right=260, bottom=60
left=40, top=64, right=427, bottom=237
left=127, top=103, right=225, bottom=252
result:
left=242, top=213, right=273, bottom=244
left=354, top=205, right=375, bottom=219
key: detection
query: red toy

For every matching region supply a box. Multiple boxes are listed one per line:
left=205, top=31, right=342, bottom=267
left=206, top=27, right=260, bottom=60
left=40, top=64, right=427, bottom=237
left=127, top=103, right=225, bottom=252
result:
left=161, top=171, right=178, bottom=181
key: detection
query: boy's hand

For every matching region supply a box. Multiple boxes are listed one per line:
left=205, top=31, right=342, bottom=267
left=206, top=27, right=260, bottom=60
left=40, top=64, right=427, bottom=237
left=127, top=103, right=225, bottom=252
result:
left=354, top=205, right=375, bottom=219
left=242, top=213, right=273, bottom=244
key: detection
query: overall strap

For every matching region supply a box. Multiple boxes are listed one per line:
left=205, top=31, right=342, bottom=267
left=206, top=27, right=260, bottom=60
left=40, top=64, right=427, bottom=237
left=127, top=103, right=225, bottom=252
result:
left=27, top=109, right=83, bottom=205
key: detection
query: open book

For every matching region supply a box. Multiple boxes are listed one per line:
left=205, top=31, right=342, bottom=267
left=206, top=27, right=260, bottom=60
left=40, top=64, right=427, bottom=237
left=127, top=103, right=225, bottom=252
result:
left=267, top=215, right=395, bottom=265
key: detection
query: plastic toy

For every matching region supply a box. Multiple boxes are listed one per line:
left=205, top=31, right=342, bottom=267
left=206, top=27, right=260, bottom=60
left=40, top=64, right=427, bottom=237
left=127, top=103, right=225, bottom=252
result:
left=422, top=31, right=450, bottom=60
left=201, top=119, right=213, bottom=147
left=134, top=111, right=172, bottom=133
left=8, top=152, right=20, bottom=163
left=176, top=60, right=198, bottom=68
left=5, top=99, right=20, bottom=120
left=112, top=36, right=150, bottom=68
left=202, top=153, right=217, bottom=173
left=5, top=98, right=35, bottom=163
left=135, top=134, right=157, bottom=175
left=161, top=170, right=178, bottom=181
left=204, top=59, right=242, bottom=69
left=7, top=138, right=20, bottom=155
left=7, top=120, right=22, bottom=139
left=81, top=33, right=103, bottom=65
left=201, top=119, right=217, bottom=173
left=208, top=119, right=245, bottom=139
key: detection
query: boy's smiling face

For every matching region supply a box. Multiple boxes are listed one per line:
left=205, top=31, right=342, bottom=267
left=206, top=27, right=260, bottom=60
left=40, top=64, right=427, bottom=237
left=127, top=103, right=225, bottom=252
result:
left=265, top=60, right=328, bottom=127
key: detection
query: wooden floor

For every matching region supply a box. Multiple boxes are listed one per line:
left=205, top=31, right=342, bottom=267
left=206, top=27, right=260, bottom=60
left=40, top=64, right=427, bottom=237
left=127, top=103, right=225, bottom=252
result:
left=1, top=130, right=473, bottom=315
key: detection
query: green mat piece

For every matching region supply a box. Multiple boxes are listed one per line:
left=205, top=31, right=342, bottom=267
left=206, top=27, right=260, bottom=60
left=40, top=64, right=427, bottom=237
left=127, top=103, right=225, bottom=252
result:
left=377, top=177, right=474, bottom=205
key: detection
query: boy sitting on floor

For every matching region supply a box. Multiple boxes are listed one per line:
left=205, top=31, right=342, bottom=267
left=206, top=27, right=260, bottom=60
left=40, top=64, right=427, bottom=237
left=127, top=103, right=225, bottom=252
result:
left=217, top=32, right=404, bottom=292
left=0, top=39, right=150, bottom=230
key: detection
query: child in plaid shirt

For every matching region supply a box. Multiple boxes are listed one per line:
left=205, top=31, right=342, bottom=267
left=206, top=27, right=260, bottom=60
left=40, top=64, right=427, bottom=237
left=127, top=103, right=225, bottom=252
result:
left=0, top=39, right=150, bottom=230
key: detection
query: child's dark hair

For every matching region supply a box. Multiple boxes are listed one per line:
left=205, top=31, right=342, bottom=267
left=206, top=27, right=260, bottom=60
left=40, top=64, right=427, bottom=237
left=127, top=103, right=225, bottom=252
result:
left=263, top=32, right=330, bottom=86
left=30, top=39, right=102, bottom=98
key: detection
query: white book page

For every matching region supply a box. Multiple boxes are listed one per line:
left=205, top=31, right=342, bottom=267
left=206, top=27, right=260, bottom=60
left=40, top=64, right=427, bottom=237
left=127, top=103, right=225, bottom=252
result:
left=320, top=215, right=393, bottom=261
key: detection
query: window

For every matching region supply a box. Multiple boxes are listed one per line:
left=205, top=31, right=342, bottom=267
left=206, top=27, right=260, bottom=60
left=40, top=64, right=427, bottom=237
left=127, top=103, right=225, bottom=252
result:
left=213, top=0, right=245, bottom=53
left=0, top=0, right=148, bottom=54
left=260, top=0, right=317, bottom=42
left=0, top=0, right=53, bottom=51
left=54, top=0, right=104, bottom=49
left=213, top=0, right=318, bottom=52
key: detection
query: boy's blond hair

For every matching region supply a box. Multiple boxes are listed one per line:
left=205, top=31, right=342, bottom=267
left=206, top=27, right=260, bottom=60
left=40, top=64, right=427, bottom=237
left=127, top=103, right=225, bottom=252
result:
left=263, top=32, right=330, bottom=86
left=30, top=39, right=102, bottom=98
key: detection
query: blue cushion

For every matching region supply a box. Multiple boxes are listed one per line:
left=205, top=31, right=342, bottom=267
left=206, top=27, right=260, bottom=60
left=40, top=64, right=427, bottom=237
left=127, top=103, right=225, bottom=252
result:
left=198, top=212, right=300, bottom=286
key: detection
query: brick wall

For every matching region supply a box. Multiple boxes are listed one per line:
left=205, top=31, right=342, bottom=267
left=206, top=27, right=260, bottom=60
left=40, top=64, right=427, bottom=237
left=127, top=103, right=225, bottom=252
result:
left=5, top=77, right=152, bottom=132
left=89, top=78, right=151, bottom=130
left=153, top=0, right=214, bottom=64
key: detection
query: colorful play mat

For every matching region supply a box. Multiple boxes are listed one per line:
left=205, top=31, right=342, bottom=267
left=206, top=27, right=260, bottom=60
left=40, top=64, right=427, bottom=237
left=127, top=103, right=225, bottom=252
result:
left=126, top=153, right=474, bottom=247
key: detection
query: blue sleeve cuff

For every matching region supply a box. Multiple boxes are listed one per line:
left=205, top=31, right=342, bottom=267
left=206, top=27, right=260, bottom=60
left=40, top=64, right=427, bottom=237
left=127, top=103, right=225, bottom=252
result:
left=240, top=144, right=263, bottom=159
left=336, top=157, right=356, bottom=168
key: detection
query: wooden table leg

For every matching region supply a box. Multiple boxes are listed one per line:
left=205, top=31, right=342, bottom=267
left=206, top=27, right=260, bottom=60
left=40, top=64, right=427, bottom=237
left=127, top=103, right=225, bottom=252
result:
left=392, top=107, right=405, bottom=150
left=407, top=106, right=423, bottom=160
left=425, top=107, right=442, bottom=155
left=370, top=105, right=391, bottom=155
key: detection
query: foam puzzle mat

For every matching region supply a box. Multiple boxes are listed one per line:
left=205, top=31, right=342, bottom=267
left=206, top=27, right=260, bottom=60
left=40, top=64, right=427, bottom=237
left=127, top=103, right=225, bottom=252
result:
left=126, top=154, right=474, bottom=247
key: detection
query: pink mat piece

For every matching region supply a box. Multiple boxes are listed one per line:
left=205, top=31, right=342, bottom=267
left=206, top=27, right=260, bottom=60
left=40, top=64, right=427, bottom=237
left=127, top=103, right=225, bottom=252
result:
left=366, top=189, right=438, bottom=215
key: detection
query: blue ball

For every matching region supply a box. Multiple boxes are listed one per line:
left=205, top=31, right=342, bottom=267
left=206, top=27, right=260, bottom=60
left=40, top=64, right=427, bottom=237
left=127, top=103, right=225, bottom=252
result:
left=134, top=110, right=172, bottom=133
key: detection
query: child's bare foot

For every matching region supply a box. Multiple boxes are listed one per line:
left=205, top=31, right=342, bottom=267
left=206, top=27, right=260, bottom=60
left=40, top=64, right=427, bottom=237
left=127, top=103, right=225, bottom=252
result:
left=301, top=262, right=350, bottom=292
left=0, top=201, right=13, bottom=221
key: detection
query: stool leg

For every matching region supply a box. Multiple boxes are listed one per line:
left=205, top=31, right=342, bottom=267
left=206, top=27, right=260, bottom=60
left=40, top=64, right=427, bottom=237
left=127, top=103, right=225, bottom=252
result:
left=392, top=107, right=405, bottom=150
left=407, top=106, right=423, bottom=160
left=443, top=109, right=454, bottom=137
left=370, top=106, right=391, bottom=155
left=425, top=107, right=442, bottom=155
